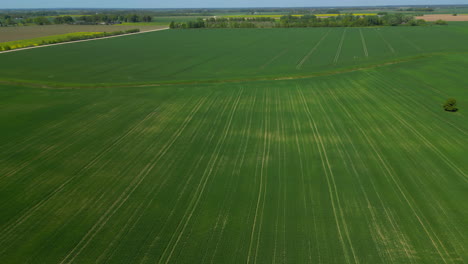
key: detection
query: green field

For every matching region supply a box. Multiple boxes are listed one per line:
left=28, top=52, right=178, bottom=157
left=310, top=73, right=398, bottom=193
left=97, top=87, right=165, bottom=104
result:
left=0, top=26, right=467, bottom=263
left=1, top=26, right=468, bottom=87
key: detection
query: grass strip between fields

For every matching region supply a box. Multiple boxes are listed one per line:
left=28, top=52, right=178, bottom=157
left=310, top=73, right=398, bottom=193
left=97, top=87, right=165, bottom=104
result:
left=0, top=53, right=445, bottom=89
left=0, top=29, right=140, bottom=51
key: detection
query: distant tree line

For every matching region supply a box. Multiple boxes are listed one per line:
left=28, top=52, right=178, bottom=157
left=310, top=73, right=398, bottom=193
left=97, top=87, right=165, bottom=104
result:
left=398, top=7, right=434, bottom=12
left=0, top=14, right=152, bottom=26
left=73, top=14, right=153, bottom=25
left=171, top=14, right=430, bottom=29
left=170, top=17, right=276, bottom=29
left=278, top=14, right=426, bottom=27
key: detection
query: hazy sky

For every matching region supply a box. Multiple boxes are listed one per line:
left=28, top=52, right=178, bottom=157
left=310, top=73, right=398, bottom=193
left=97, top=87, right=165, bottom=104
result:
left=1, top=0, right=466, bottom=9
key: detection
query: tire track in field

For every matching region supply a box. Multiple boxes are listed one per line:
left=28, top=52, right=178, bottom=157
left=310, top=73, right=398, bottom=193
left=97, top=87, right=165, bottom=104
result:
left=95, top=152, right=183, bottom=263
left=408, top=167, right=466, bottom=260
left=332, top=85, right=425, bottom=262
left=61, top=97, right=205, bottom=264
left=335, top=77, right=453, bottom=263
left=0, top=94, right=192, bottom=256
left=259, top=48, right=289, bottom=70
left=157, top=90, right=240, bottom=263
left=229, top=89, right=261, bottom=264
left=290, top=100, right=313, bottom=262
left=0, top=102, right=138, bottom=184
left=191, top=91, right=248, bottom=263
left=0, top=97, right=181, bottom=243
left=48, top=99, right=194, bottom=262
left=295, top=87, right=358, bottom=264
left=58, top=97, right=208, bottom=264
left=333, top=29, right=347, bottom=65
left=0, top=99, right=122, bottom=164
left=289, top=88, right=321, bottom=261
left=325, top=87, right=416, bottom=262
left=319, top=86, right=417, bottom=262
left=208, top=91, right=257, bottom=264
left=105, top=96, right=219, bottom=263
left=246, top=88, right=271, bottom=264
left=0, top=106, right=116, bottom=179
left=296, top=29, right=332, bottom=70
left=272, top=88, right=287, bottom=264
left=366, top=71, right=468, bottom=138
left=158, top=89, right=244, bottom=264
left=358, top=79, right=467, bottom=182
left=136, top=93, right=230, bottom=264
left=291, top=87, right=356, bottom=263
left=23, top=196, right=104, bottom=263
left=279, top=88, right=288, bottom=264
left=253, top=89, right=272, bottom=264
left=142, top=94, right=230, bottom=263
left=374, top=29, right=396, bottom=54
left=106, top=96, right=219, bottom=260
left=365, top=72, right=466, bottom=155
left=312, top=87, right=372, bottom=262
left=393, top=31, right=422, bottom=51
left=359, top=29, right=369, bottom=57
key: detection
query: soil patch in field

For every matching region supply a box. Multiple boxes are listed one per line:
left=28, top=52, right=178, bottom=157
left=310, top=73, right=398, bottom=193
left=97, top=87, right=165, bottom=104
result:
left=416, top=14, right=468, bottom=21
left=0, top=25, right=166, bottom=43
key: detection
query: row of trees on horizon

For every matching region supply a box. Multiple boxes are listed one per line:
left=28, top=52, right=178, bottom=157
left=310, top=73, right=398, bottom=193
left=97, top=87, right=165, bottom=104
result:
left=170, top=14, right=435, bottom=29
left=0, top=14, right=153, bottom=26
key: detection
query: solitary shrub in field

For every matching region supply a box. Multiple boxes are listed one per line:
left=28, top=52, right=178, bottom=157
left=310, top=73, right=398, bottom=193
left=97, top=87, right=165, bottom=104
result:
left=443, top=98, right=458, bottom=112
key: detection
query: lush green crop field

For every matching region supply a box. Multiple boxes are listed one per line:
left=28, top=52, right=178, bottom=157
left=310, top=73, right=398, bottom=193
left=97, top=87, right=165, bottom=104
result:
left=0, top=26, right=467, bottom=263
left=1, top=26, right=468, bottom=87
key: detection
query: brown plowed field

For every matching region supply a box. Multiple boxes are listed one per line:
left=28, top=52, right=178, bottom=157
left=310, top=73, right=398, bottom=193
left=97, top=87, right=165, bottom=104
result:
left=416, top=14, right=468, bottom=21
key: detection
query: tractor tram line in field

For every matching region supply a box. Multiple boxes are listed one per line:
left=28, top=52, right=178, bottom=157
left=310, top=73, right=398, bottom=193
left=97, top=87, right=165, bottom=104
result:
left=366, top=70, right=468, bottom=139
left=159, top=90, right=244, bottom=264
left=59, top=96, right=210, bottom=264
left=0, top=92, right=195, bottom=258
left=359, top=29, right=369, bottom=57
left=0, top=100, right=159, bottom=237
left=325, top=86, right=419, bottom=261
left=333, top=29, right=348, bottom=65
left=259, top=48, right=289, bottom=71
left=296, top=29, right=332, bottom=70
left=361, top=76, right=467, bottom=181
left=208, top=89, right=257, bottom=263
left=374, top=28, right=396, bottom=55
left=340, top=77, right=461, bottom=262
left=134, top=94, right=225, bottom=264
left=295, top=87, right=359, bottom=264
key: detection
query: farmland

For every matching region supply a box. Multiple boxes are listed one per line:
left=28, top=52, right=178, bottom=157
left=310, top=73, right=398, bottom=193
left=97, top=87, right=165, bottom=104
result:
left=0, top=24, right=167, bottom=43
left=1, top=26, right=468, bottom=87
left=0, top=24, right=467, bottom=264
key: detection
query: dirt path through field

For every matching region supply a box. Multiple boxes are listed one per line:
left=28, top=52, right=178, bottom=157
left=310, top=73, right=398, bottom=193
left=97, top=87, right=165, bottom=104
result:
left=0, top=28, right=169, bottom=54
